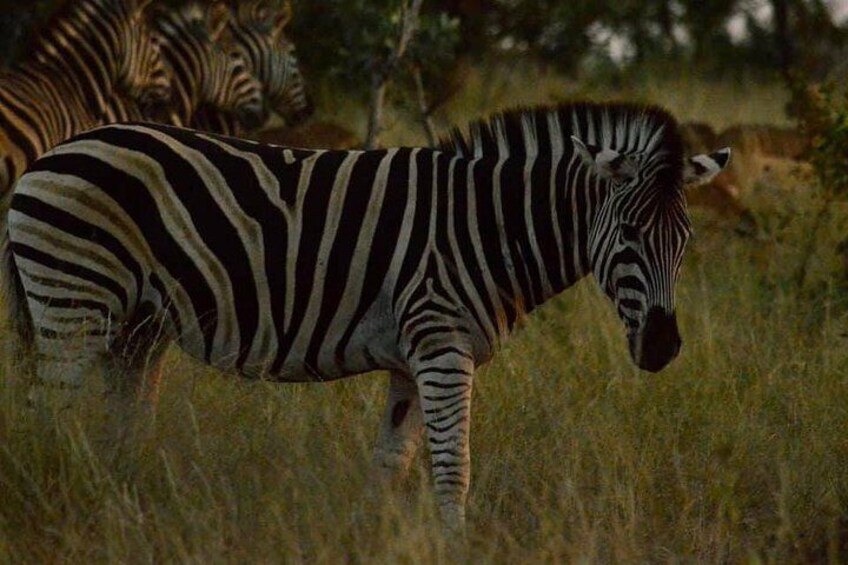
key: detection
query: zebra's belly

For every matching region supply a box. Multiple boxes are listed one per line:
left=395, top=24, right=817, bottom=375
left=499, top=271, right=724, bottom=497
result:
left=172, top=297, right=407, bottom=383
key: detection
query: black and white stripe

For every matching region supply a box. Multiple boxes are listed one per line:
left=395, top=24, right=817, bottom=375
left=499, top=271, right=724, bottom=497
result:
left=4, top=102, right=729, bottom=531
left=106, top=2, right=265, bottom=129
left=0, top=0, right=171, bottom=196
left=190, top=0, right=312, bottom=136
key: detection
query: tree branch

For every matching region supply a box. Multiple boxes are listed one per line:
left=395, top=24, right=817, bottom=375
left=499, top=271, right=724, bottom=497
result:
left=365, top=0, right=424, bottom=149
left=412, top=65, right=437, bottom=147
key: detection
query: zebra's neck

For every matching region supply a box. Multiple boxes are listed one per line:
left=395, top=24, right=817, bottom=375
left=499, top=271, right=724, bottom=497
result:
left=158, top=45, right=203, bottom=128
left=190, top=105, right=243, bottom=136
left=104, top=59, right=195, bottom=128
left=0, top=63, right=105, bottom=154
left=458, top=151, right=596, bottom=335
left=439, top=102, right=683, bottom=333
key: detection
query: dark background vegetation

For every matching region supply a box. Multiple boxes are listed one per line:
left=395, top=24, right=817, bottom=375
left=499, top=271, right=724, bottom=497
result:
left=3, top=1, right=846, bottom=84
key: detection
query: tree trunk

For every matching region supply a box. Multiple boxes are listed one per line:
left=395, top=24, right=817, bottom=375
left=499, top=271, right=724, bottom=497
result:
left=412, top=66, right=437, bottom=147
left=656, top=0, right=675, bottom=52
left=771, top=0, right=795, bottom=80
left=365, top=75, right=388, bottom=149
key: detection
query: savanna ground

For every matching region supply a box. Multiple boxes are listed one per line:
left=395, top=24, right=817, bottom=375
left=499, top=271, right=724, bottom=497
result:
left=2, top=65, right=848, bottom=563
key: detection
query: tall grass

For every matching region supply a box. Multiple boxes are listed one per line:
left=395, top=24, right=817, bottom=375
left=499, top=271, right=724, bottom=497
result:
left=2, top=70, right=847, bottom=563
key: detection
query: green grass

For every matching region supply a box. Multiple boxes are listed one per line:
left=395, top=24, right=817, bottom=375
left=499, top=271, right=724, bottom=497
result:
left=2, top=70, right=848, bottom=563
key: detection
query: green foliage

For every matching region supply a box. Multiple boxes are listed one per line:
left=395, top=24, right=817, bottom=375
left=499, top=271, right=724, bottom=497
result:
left=406, top=10, right=461, bottom=77
left=289, top=0, right=460, bottom=99
left=785, top=78, right=848, bottom=289
left=806, top=86, right=848, bottom=198
left=0, top=0, right=56, bottom=66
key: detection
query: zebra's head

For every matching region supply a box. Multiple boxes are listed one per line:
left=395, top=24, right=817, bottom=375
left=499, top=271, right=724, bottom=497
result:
left=229, top=0, right=314, bottom=126
left=571, top=131, right=730, bottom=372
left=116, top=0, right=173, bottom=111
left=154, top=2, right=266, bottom=129
left=210, top=50, right=268, bottom=131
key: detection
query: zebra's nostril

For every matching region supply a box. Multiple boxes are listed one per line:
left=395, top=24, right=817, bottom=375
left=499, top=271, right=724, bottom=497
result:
left=633, top=307, right=682, bottom=372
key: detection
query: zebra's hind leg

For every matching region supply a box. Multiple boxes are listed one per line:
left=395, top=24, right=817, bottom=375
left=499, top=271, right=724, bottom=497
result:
left=102, top=300, right=171, bottom=444
left=372, top=371, right=424, bottom=485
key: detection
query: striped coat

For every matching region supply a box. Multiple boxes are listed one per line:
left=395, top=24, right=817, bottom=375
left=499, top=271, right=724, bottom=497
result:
left=0, top=0, right=171, bottom=196
left=106, top=2, right=265, bottom=129
left=5, top=102, right=729, bottom=531
left=189, top=0, right=312, bottom=136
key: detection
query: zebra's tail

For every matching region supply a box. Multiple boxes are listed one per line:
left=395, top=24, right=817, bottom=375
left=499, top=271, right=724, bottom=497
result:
left=1, top=236, right=34, bottom=358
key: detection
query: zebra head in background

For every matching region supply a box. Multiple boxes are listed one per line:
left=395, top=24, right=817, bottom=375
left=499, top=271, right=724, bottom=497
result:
left=570, top=110, right=730, bottom=372
left=114, top=0, right=173, bottom=112
left=152, top=2, right=266, bottom=128
left=228, top=0, right=313, bottom=126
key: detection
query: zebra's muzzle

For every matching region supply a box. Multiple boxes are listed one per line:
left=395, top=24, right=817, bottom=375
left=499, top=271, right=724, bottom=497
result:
left=278, top=93, right=314, bottom=127
left=139, top=87, right=173, bottom=120
left=139, top=81, right=173, bottom=108
left=236, top=102, right=269, bottom=131
left=630, top=307, right=681, bottom=372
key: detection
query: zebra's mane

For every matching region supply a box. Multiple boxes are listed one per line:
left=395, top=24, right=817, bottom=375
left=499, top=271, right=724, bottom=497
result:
left=26, top=0, right=130, bottom=63
left=439, top=101, right=685, bottom=172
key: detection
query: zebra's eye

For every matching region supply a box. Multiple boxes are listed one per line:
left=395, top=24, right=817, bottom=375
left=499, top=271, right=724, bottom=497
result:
left=621, top=224, right=641, bottom=243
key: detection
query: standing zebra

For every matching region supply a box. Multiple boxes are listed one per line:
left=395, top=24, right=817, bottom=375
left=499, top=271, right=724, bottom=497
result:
left=190, top=0, right=312, bottom=135
left=4, top=102, right=729, bottom=532
left=0, top=0, right=171, bottom=197
left=106, top=2, right=266, bottom=130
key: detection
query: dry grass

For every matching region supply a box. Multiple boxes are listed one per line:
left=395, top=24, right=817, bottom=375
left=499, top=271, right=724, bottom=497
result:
left=2, top=68, right=848, bottom=563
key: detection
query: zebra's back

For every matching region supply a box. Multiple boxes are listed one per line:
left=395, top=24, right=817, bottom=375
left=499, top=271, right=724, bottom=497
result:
left=9, top=123, right=436, bottom=381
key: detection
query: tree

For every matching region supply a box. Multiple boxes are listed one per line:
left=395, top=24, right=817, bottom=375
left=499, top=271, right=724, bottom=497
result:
left=290, top=0, right=459, bottom=147
left=364, top=0, right=424, bottom=148
left=0, top=1, right=55, bottom=67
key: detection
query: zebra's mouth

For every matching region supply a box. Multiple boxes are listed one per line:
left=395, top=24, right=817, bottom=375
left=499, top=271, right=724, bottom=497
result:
left=275, top=95, right=314, bottom=127
left=236, top=102, right=269, bottom=131
left=628, top=307, right=682, bottom=372
left=140, top=84, right=173, bottom=107
left=141, top=98, right=173, bottom=123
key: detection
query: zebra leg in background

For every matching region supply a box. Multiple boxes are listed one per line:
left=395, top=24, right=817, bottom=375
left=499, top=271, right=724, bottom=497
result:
left=411, top=349, right=475, bottom=534
left=372, top=371, right=424, bottom=485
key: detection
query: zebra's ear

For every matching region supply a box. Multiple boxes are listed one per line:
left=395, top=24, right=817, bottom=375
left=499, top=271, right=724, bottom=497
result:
left=571, top=135, right=637, bottom=182
left=207, top=2, right=232, bottom=42
left=683, top=148, right=731, bottom=185
left=272, top=1, right=293, bottom=39
left=136, top=0, right=155, bottom=14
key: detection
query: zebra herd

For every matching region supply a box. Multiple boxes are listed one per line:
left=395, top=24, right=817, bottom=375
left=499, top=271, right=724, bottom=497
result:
left=0, top=0, right=732, bottom=534
left=0, top=0, right=309, bottom=199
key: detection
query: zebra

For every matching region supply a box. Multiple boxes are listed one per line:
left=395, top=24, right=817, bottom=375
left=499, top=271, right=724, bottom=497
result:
left=3, top=101, right=729, bottom=532
left=0, top=0, right=171, bottom=197
left=106, top=2, right=266, bottom=130
left=190, top=0, right=313, bottom=136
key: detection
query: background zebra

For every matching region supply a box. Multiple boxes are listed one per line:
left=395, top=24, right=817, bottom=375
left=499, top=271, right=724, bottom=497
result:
left=0, top=0, right=171, bottom=197
left=106, top=2, right=266, bottom=130
left=190, top=0, right=312, bottom=136
left=4, top=102, right=729, bottom=531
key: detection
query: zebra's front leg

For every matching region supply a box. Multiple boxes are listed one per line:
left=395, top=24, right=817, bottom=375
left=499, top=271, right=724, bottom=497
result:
left=373, top=371, right=424, bottom=485
left=412, top=351, right=475, bottom=534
